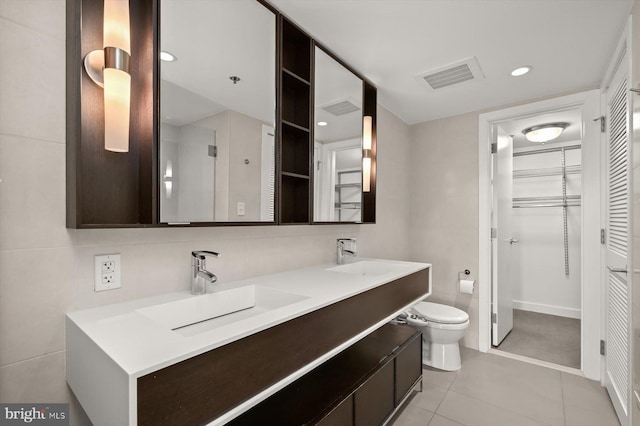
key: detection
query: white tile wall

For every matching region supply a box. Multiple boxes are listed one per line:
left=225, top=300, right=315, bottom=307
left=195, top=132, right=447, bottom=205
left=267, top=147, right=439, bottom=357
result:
left=0, top=3, right=413, bottom=423
left=408, top=112, right=480, bottom=349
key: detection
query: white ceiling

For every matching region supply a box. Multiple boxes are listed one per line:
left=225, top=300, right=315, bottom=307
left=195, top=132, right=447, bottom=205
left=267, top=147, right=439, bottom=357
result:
left=270, top=0, right=634, bottom=124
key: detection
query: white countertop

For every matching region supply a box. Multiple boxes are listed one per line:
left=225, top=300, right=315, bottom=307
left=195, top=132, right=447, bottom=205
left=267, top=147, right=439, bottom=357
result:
left=67, top=258, right=430, bottom=378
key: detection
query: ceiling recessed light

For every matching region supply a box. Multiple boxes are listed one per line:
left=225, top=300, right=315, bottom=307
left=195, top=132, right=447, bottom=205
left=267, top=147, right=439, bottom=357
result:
left=511, top=66, right=532, bottom=77
left=317, top=121, right=328, bottom=126
left=160, top=51, right=177, bottom=62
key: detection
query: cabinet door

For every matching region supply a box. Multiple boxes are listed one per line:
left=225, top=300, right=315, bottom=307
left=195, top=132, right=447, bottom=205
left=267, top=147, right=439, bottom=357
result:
left=395, top=336, right=422, bottom=405
left=316, top=395, right=353, bottom=426
left=354, top=361, right=394, bottom=426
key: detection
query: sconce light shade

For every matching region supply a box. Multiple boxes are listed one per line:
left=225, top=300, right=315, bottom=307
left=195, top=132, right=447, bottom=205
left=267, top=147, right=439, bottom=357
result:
left=362, top=115, right=373, bottom=192
left=103, top=0, right=131, bottom=53
left=363, top=115, right=372, bottom=150
left=103, top=0, right=131, bottom=152
left=84, top=0, right=131, bottom=152
left=522, top=122, right=569, bottom=143
left=362, top=156, right=371, bottom=193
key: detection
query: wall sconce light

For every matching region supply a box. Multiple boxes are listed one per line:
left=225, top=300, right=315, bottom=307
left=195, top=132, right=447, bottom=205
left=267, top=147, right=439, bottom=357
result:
left=362, top=115, right=373, bottom=192
left=83, top=0, right=131, bottom=152
left=522, top=122, right=569, bottom=143
left=163, top=160, right=173, bottom=199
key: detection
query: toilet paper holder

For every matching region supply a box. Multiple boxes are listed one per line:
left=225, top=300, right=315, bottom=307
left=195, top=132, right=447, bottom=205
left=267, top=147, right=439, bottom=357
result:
left=458, top=269, right=475, bottom=295
left=458, top=269, right=471, bottom=280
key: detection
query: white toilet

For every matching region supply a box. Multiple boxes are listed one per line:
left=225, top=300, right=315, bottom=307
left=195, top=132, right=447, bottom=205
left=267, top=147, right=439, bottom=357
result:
left=405, top=302, right=470, bottom=371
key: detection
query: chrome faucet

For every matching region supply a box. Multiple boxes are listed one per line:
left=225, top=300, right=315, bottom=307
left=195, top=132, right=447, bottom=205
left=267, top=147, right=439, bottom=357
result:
left=191, top=251, right=220, bottom=295
left=337, top=238, right=357, bottom=265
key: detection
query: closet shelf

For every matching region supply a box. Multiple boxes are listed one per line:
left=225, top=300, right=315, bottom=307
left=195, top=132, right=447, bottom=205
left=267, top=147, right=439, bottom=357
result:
left=513, top=165, right=581, bottom=179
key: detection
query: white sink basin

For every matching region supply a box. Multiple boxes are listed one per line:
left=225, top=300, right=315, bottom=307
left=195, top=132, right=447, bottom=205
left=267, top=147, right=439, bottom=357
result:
left=136, top=285, right=308, bottom=337
left=326, top=261, right=408, bottom=276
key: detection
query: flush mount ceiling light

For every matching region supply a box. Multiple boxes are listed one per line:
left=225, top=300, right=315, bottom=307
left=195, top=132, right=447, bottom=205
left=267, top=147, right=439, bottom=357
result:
left=160, top=51, right=177, bottom=62
left=522, top=122, right=569, bottom=143
left=83, top=0, right=131, bottom=153
left=511, top=66, right=532, bottom=77
left=317, top=121, right=328, bottom=126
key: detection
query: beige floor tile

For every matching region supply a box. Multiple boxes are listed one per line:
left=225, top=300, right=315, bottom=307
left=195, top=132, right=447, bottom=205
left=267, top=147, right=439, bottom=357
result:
left=450, top=350, right=564, bottom=426
left=428, top=414, right=465, bottom=426
left=389, top=402, right=434, bottom=426
left=436, top=390, right=548, bottom=426
left=411, top=384, right=449, bottom=412
left=561, top=372, right=620, bottom=426
left=423, top=366, right=458, bottom=390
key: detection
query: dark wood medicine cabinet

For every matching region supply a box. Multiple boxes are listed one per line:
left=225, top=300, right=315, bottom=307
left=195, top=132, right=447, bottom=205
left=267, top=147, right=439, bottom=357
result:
left=66, top=0, right=377, bottom=229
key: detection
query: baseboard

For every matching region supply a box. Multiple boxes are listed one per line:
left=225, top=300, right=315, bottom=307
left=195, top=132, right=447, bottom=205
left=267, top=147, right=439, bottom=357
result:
left=512, top=300, right=581, bottom=319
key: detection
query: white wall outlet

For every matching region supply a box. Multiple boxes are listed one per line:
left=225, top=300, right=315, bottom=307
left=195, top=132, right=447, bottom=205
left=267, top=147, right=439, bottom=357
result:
left=237, top=202, right=246, bottom=216
left=94, top=254, right=121, bottom=292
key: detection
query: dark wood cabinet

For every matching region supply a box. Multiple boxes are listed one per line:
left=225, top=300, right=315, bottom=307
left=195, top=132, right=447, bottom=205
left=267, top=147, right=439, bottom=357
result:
left=354, top=360, right=395, bottom=426
left=228, top=323, right=422, bottom=426
left=279, top=18, right=312, bottom=224
left=317, top=397, right=354, bottom=426
left=67, top=1, right=375, bottom=228
left=395, top=333, right=422, bottom=406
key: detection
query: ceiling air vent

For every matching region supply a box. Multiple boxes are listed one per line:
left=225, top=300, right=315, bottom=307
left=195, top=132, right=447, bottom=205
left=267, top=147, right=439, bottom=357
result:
left=321, top=98, right=361, bottom=116
left=419, top=56, right=485, bottom=90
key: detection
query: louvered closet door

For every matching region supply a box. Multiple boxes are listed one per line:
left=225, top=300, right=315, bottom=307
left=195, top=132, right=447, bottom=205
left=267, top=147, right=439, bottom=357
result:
left=605, top=49, right=632, bottom=426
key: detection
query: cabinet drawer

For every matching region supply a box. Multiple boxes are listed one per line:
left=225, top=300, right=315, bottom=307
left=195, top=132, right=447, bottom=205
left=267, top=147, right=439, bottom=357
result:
left=316, top=395, right=353, bottom=426
left=354, top=361, right=394, bottom=426
left=395, top=334, right=422, bottom=405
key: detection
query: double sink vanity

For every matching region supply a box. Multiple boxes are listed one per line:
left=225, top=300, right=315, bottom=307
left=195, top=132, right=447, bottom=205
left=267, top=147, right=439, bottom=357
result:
left=65, top=0, right=426, bottom=422
left=66, top=259, right=431, bottom=425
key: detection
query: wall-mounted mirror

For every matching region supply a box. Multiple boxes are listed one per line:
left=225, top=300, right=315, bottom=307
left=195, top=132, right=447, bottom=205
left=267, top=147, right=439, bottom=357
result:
left=159, top=0, right=276, bottom=223
left=313, top=47, right=364, bottom=223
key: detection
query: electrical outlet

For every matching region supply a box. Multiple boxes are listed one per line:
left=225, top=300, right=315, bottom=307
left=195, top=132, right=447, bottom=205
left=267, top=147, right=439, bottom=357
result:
left=95, top=254, right=121, bottom=292
left=237, top=202, right=245, bottom=216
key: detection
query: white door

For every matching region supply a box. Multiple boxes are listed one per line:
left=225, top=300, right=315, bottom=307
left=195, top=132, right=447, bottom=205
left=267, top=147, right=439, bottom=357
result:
left=604, top=48, right=633, bottom=426
left=492, top=126, right=515, bottom=346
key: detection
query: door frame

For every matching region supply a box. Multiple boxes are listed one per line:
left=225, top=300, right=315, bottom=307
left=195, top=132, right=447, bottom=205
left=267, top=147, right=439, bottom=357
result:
left=478, top=90, right=602, bottom=380
left=600, top=17, right=633, bottom=425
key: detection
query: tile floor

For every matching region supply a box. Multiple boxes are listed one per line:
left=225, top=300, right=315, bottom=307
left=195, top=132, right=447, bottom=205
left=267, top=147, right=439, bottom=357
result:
left=497, top=310, right=581, bottom=369
left=389, top=347, right=619, bottom=426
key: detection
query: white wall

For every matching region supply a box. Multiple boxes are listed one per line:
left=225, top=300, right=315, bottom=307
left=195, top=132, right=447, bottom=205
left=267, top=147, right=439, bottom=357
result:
left=160, top=123, right=216, bottom=223
left=0, top=3, right=412, bottom=424
left=511, top=142, right=582, bottom=318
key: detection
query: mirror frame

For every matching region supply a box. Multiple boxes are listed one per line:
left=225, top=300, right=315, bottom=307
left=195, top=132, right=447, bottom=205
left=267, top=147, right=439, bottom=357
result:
left=66, top=0, right=376, bottom=228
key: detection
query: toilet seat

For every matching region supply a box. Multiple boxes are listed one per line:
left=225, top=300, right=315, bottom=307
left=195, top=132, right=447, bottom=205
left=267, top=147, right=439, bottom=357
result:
left=411, top=302, right=469, bottom=324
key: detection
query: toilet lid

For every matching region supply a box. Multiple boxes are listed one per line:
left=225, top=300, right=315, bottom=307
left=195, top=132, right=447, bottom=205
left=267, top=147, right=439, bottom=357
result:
left=412, top=302, right=469, bottom=324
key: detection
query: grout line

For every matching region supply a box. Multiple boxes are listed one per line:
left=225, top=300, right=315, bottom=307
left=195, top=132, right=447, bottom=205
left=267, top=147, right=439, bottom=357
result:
left=0, top=349, right=65, bottom=370
left=0, top=15, right=65, bottom=43
left=443, top=388, right=558, bottom=426
left=559, top=372, right=568, bottom=426
left=0, top=131, right=65, bottom=146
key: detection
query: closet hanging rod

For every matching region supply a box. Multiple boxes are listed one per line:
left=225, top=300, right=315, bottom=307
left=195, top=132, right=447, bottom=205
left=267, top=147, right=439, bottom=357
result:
left=512, top=203, right=581, bottom=208
left=513, top=144, right=581, bottom=157
left=513, top=195, right=580, bottom=202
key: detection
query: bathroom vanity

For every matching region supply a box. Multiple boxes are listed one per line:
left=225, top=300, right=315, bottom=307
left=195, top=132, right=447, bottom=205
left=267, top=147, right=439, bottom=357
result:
left=66, top=259, right=431, bottom=425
